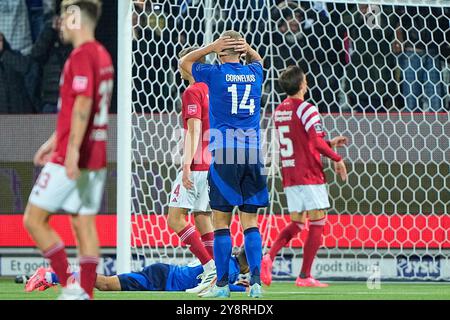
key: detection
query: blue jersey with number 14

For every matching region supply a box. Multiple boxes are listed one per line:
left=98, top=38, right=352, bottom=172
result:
left=192, top=62, right=264, bottom=150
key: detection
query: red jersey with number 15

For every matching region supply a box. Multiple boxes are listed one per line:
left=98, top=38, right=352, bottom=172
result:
left=51, top=41, right=114, bottom=170
left=274, top=97, right=327, bottom=187
left=182, top=82, right=211, bottom=171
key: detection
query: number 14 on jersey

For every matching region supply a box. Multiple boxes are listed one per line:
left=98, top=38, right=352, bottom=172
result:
left=228, top=84, right=255, bottom=115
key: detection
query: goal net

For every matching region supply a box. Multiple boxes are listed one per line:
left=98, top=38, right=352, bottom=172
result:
left=120, top=0, right=450, bottom=280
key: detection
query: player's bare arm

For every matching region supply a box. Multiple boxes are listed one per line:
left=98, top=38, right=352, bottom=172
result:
left=234, top=39, right=263, bottom=64
left=329, top=136, right=348, bottom=181
left=329, top=136, right=348, bottom=148
left=334, top=160, right=347, bottom=182
left=34, top=132, right=56, bottom=166
left=94, top=275, right=121, bottom=291
left=179, top=36, right=239, bottom=75
left=311, top=135, right=347, bottom=181
left=183, top=118, right=202, bottom=190
left=65, top=95, right=94, bottom=180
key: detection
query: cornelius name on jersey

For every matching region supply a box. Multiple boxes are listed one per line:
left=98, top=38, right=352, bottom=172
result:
left=225, top=74, right=257, bottom=82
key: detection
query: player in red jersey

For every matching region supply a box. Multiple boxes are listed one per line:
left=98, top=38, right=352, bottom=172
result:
left=167, top=47, right=215, bottom=294
left=23, top=0, right=113, bottom=300
left=261, top=65, right=348, bottom=287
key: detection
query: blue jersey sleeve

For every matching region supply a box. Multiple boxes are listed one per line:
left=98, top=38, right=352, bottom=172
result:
left=247, top=61, right=264, bottom=80
left=192, top=62, right=216, bottom=84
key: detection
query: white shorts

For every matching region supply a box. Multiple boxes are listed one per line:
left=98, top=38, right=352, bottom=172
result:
left=169, top=170, right=211, bottom=213
left=28, top=162, right=107, bottom=215
left=285, top=184, right=330, bottom=213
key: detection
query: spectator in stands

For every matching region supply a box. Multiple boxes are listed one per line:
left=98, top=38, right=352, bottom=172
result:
left=132, top=0, right=177, bottom=112
left=30, top=14, right=72, bottom=113
left=26, top=0, right=56, bottom=42
left=345, top=4, right=398, bottom=113
left=271, top=13, right=303, bottom=69
left=0, top=33, right=34, bottom=113
left=393, top=6, right=446, bottom=112
left=0, top=14, right=71, bottom=114
left=306, top=2, right=347, bottom=113
left=0, top=0, right=33, bottom=54
left=272, top=2, right=345, bottom=113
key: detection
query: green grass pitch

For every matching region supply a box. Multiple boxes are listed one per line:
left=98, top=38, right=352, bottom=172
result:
left=1, top=278, right=450, bottom=300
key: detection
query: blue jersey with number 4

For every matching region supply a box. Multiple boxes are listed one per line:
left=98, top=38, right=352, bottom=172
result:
left=192, top=62, right=264, bottom=150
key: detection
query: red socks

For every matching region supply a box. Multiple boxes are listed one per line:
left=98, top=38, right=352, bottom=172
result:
left=201, top=232, right=214, bottom=259
left=268, top=222, right=305, bottom=261
left=300, top=218, right=326, bottom=278
left=43, top=243, right=98, bottom=299
left=80, top=256, right=99, bottom=299
left=178, top=225, right=212, bottom=265
left=43, top=242, right=70, bottom=287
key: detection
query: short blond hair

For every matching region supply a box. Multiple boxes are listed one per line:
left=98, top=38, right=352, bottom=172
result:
left=61, top=0, right=102, bottom=24
left=220, top=30, right=243, bottom=56
left=221, top=30, right=242, bottom=39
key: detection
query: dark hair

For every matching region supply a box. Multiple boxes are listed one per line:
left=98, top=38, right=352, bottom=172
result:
left=278, top=65, right=305, bottom=96
left=61, top=0, right=102, bottom=24
left=178, top=46, right=206, bottom=63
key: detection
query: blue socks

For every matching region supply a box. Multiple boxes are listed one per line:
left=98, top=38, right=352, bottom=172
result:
left=214, top=227, right=262, bottom=287
left=244, top=227, right=262, bottom=285
left=214, top=228, right=232, bottom=287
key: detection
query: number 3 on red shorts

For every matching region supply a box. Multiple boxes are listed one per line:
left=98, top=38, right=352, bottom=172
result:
left=36, top=172, right=51, bottom=189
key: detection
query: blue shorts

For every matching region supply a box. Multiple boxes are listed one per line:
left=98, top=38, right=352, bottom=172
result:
left=118, top=263, right=169, bottom=291
left=208, top=148, right=269, bottom=213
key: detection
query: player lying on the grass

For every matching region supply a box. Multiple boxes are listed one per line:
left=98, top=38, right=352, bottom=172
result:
left=25, top=248, right=250, bottom=293
left=23, top=0, right=113, bottom=300
left=166, top=47, right=215, bottom=294
left=180, top=31, right=268, bottom=298
left=262, top=65, right=348, bottom=288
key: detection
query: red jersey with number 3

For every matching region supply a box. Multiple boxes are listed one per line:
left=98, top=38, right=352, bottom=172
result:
left=182, top=82, right=211, bottom=171
left=274, top=97, right=327, bottom=187
left=51, top=41, right=114, bottom=170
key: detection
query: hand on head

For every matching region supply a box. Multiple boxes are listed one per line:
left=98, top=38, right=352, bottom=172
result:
left=212, top=36, right=241, bottom=55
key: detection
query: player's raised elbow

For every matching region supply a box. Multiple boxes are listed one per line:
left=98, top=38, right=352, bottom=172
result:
left=179, top=57, right=191, bottom=75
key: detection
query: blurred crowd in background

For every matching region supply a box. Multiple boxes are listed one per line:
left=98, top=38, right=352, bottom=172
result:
left=0, top=0, right=116, bottom=114
left=1, top=0, right=449, bottom=114
left=0, top=0, right=71, bottom=114
left=132, top=0, right=450, bottom=114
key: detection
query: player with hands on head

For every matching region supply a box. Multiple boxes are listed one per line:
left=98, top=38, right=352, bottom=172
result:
left=180, top=31, right=268, bottom=298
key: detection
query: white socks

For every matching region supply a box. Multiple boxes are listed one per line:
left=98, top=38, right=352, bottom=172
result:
left=203, top=259, right=216, bottom=272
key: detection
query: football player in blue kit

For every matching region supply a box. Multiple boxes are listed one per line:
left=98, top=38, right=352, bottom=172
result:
left=26, top=248, right=250, bottom=293
left=179, top=30, right=268, bottom=298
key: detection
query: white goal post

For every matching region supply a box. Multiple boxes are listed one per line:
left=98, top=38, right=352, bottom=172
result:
left=117, top=0, right=450, bottom=279
left=117, top=0, right=133, bottom=274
